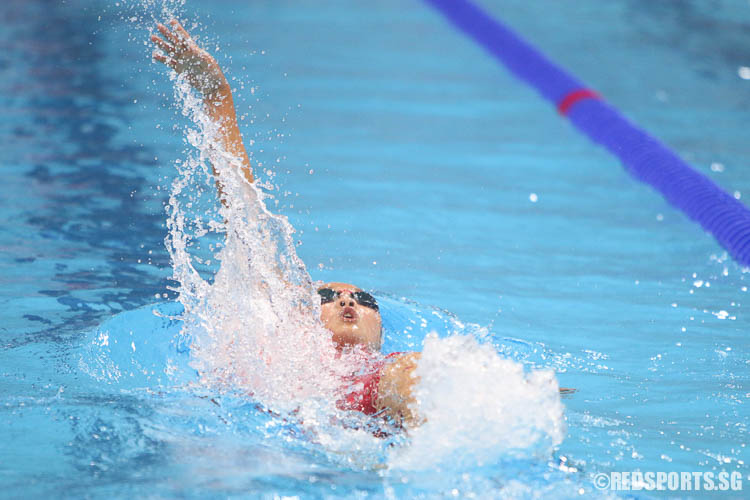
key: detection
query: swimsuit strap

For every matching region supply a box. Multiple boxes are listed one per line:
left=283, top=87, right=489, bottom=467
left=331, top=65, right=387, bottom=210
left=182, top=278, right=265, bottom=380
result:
left=337, top=352, right=404, bottom=416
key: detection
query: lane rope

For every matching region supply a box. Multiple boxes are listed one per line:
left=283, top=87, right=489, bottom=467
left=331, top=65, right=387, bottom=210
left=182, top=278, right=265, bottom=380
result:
left=424, top=0, right=750, bottom=266
left=557, top=89, right=600, bottom=116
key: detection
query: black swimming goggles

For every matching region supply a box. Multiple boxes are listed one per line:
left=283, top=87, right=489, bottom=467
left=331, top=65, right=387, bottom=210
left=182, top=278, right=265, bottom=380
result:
left=317, top=288, right=379, bottom=312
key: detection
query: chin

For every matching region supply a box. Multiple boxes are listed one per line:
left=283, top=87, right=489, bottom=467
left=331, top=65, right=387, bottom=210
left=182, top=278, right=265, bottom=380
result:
left=332, top=331, right=369, bottom=349
left=333, top=331, right=361, bottom=345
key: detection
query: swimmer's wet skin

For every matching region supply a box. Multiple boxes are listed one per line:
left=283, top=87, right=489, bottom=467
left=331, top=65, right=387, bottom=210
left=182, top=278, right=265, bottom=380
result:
left=151, top=20, right=572, bottom=430
left=151, top=20, right=254, bottom=190
left=316, top=282, right=422, bottom=427
left=151, top=21, right=423, bottom=428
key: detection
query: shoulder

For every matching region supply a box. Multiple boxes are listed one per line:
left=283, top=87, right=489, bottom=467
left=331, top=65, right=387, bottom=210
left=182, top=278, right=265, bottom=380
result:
left=382, top=351, right=420, bottom=373
left=375, top=351, right=421, bottom=426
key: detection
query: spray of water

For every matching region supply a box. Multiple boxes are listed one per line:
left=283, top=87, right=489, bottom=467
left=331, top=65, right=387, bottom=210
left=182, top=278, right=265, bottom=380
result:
left=388, top=333, right=565, bottom=470
left=162, top=70, right=361, bottom=414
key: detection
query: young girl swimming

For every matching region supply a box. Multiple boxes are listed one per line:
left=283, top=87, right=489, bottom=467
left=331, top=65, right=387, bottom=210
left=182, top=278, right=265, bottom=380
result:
left=150, top=20, right=574, bottom=430
left=151, top=20, right=421, bottom=427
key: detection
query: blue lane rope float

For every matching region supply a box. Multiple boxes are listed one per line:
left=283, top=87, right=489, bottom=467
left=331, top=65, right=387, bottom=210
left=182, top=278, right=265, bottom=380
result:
left=424, top=0, right=750, bottom=266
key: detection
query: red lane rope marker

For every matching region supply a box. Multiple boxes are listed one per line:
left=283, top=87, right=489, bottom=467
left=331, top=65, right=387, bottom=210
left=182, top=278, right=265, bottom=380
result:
left=557, top=88, right=600, bottom=115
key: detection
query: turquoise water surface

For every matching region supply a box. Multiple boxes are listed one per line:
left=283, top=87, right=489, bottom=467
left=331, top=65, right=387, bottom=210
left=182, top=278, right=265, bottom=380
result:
left=2, top=0, right=749, bottom=497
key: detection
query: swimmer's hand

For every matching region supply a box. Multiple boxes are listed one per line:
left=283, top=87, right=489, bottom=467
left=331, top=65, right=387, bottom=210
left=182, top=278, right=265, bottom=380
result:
left=151, top=20, right=228, bottom=98
left=150, top=19, right=254, bottom=189
left=376, top=352, right=423, bottom=428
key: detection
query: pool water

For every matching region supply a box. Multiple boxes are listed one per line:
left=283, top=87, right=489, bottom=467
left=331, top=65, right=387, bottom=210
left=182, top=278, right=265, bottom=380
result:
left=2, top=0, right=749, bottom=497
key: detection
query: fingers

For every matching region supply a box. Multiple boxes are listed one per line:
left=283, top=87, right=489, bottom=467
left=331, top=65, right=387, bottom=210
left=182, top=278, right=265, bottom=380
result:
left=151, top=20, right=197, bottom=71
left=150, top=32, right=176, bottom=69
left=150, top=34, right=173, bottom=55
left=157, top=22, right=182, bottom=47
left=169, top=19, right=193, bottom=43
left=152, top=51, right=176, bottom=69
left=152, top=51, right=167, bottom=64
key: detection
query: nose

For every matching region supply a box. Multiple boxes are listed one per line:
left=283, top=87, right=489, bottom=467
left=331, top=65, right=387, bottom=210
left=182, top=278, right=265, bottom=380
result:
left=337, top=291, right=355, bottom=307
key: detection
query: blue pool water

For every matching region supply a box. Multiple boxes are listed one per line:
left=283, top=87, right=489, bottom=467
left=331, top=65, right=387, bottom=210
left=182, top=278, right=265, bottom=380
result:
left=2, top=0, right=749, bottom=497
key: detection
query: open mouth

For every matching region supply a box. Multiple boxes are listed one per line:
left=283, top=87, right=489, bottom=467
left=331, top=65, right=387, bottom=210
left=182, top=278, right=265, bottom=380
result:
left=340, top=306, right=358, bottom=323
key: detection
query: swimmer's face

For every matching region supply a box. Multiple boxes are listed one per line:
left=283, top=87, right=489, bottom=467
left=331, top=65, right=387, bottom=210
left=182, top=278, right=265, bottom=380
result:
left=318, top=282, right=382, bottom=351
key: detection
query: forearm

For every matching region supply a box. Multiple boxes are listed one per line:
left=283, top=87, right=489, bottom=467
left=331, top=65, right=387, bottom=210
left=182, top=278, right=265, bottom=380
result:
left=151, top=20, right=253, bottom=187
left=205, top=83, right=254, bottom=185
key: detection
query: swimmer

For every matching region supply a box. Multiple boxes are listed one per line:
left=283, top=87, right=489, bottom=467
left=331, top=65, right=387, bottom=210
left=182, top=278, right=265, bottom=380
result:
left=151, top=20, right=421, bottom=427
left=151, top=20, right=575, bottom=429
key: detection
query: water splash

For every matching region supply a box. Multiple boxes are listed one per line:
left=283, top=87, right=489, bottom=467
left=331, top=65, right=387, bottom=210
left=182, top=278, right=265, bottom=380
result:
left=161, top=66, right=354, bottom=416
left=389, top=333, right=565, bottom=470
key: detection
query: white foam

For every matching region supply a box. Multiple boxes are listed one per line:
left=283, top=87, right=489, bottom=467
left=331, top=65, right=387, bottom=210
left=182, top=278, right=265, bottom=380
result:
left=389, top=333, right=565, bottom=470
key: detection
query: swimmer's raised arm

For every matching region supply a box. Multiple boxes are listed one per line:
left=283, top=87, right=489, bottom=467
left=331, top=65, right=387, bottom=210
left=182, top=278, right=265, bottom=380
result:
left=150, top=20, right=254, bottom=192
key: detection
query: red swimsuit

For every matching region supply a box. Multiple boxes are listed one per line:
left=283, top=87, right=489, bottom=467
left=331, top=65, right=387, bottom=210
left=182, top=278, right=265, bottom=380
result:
left=337, top=352, right=402, bottom=416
